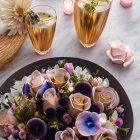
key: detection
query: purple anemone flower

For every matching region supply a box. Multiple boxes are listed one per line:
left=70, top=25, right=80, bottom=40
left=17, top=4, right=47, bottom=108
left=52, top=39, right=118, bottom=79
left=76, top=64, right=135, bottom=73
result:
left=37, top=81, right=52, bottom=96
left=23, top=83, right=30, bottom=96
left=74, top=81, right=92, bottom=97
left=75, top=111, right=101, bottom=136
left=26, top=118, right=47, bottom=139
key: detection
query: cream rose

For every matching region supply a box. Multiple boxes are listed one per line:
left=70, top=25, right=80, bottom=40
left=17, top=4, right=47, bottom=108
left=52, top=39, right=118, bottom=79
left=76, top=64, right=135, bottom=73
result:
left=55, top=127, right=78, bottom=140
left=93, top=127, right=117, bottom=140
left=43, top=88, right=59, bottom=111
left=68, top=93, right=91, bottom=116
left=92, top=86, right=120, bottom=108
left=106, top=40, right=135, bottom=67
left=46, top=68, right=70, bottom=88
left=27, top=70, right=45, bottom=94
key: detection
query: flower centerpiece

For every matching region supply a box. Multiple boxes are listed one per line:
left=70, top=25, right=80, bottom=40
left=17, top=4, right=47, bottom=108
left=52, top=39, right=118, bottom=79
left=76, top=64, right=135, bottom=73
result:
left=0, top=59, right=130, bottom=140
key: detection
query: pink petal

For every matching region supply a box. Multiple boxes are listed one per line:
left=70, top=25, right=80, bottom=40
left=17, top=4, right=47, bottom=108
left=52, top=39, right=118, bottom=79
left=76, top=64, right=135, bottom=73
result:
left=109, top=41, right=126, bottom=56
left=75, top=111, right=100, bottom=136
left=106, top=50, right=124, bottom=64
left=93, top=127, right=117, bottom=140
left=123, top=57, right=135, bottom=67
left=43, top=88, right=59, bottom=110
left=55, top=131, right=62, bottom=140
left=95, top=101, right=104, bottom=113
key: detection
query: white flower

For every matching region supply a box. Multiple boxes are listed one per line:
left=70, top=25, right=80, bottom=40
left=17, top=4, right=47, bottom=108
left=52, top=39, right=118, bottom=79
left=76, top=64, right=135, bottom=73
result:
left=13, top=76, right=27, bottom=93
left=96, top=77, right=109, bottom=87
left=73, top=66, right=92, bottom=80
left=103, top=110, right=118, bottom=133
left=0, top=0, right=32, bottom=36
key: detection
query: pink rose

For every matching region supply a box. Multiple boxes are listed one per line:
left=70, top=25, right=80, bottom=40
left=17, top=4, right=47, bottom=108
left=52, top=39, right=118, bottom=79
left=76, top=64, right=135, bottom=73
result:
left=106, top=40, right=135, bottom=67
left=55, top=127, right=78, bottom=140
left=64, top=63, right=74, bottom=75
left=93, top=127, right=117, bottom=140
left=46, top=68, right=70, bottom=88
left=92, top=86, right=120, bottom=108
left=27, top=70, right=45, bottom=94
left=68, top=93, right=91, bottom=116
left=43, top=88, right=59, bottom=111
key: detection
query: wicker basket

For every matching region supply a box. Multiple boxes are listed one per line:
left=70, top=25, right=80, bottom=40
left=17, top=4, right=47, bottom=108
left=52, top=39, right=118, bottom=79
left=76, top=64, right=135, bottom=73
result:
left=0, top=33, right=27, bottom=70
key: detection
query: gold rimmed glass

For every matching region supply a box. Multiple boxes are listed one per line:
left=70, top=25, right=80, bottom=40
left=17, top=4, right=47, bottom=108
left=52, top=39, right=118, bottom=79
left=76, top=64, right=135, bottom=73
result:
left=74, top=0, right=112, bottom=48
left=25, top=5, right=57, bottom=55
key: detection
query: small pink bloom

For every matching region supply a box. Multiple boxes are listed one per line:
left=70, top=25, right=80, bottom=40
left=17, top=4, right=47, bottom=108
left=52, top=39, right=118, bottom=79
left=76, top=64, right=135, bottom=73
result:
left=106, top=40, right=135, bottom=67
left=92, top=78, right=98, bottom=86
left=115, top=118, right=123, bottom=127
left=12, top=103, right=17, bottom=111
left=108, top=105, right=114, bottom=110
left=116, top=107, right=124, bottom=113
left=64, top=63, right=74, bottom=75
left=18, top=123, right=26, bottom=131
left=11, top=128, right=18, bottom=136
left=19, top=130, right=26, bottom=139
left=53, top=122, right=57, bottom=125
left=4, top=128, right=9, bottom=133
left=63, top=113, right=72, bottom=124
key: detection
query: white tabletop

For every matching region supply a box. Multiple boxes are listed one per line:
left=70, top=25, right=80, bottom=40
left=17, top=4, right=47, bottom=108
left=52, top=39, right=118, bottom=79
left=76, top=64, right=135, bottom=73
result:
left=0, top=0, right=140, bottom=139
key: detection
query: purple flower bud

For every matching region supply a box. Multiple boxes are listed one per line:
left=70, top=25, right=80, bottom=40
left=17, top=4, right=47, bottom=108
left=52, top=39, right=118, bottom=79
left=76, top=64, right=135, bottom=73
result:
left=115, top=118, right=123, bottom=127
left=11, top=128, right=18, bottom=136
left=64, top=63, right=74, bottom=75
left=116, top=107, right=124, bottom=113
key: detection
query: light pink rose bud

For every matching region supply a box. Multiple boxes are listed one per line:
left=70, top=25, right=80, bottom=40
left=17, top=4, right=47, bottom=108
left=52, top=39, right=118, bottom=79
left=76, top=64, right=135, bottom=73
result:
left=116, top=107, right=124, bottom=113
left=64, top=63, right=74, bottom=75
left=92, top=78, right=98, bottom=86
left=43, top=88, right=59, bottom=111
left=106, top=40, right=135, bottom=67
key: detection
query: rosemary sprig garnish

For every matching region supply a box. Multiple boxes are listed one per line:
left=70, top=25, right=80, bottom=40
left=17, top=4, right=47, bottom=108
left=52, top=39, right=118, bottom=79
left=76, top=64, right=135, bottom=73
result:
left=84, top=0, right=98, bottom=12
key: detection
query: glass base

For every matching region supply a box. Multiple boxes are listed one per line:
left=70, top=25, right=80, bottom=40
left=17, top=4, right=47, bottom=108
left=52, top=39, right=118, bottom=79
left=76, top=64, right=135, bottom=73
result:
left=34, top=48, right=51, bottom=55
left=80, top=41, right=96, bottom=48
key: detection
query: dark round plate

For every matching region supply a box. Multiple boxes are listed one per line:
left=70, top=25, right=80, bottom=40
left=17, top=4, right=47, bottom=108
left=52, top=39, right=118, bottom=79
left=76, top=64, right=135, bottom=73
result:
left=0, top=57, right=133, bottom=140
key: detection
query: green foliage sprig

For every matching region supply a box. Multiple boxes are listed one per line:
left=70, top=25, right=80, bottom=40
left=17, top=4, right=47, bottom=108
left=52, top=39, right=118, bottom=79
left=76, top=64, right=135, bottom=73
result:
left=84, top=0, right=98, bottom=12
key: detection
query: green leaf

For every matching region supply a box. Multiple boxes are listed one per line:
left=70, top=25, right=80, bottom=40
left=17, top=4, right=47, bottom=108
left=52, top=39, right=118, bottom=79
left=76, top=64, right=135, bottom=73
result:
left=57, top=59, right=66, bottom=68
left=94, top=69, right=99, bottom=78
left=7, top=100, right=12, bottom=107
left=1, top=102, right=10, bottom=109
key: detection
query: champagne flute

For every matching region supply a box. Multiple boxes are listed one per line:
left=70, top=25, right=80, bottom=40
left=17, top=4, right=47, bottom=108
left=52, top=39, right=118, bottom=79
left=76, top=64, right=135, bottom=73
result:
left=74, top=0, right=112, bottom=48
left=25, top=5, right=57, bottom=55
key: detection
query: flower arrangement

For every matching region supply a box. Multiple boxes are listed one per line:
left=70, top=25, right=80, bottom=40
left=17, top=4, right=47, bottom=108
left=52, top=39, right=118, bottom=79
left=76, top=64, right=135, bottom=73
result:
left=0, top=59, right=129, bottom=140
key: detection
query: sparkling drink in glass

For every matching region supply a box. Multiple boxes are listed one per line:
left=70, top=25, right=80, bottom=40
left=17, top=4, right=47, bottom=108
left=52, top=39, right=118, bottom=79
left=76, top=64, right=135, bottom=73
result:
left=25, top=5, right=57, bottom=55
left=74, top=0, right=112, bottom=48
